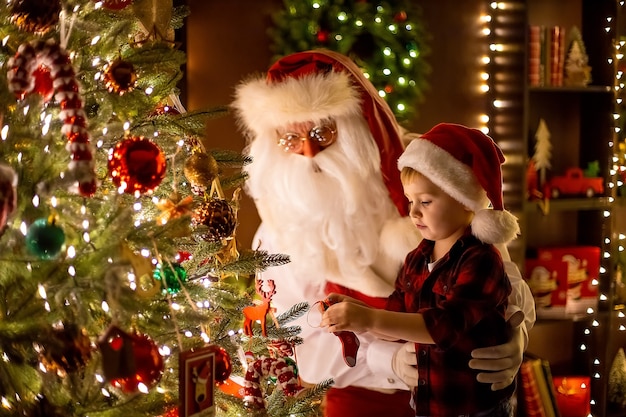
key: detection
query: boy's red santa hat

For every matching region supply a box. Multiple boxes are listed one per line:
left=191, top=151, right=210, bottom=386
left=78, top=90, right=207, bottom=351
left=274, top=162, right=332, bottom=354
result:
left=232, top=49, right=408, bottom=216
left=398, top=123, right=520, bottom=244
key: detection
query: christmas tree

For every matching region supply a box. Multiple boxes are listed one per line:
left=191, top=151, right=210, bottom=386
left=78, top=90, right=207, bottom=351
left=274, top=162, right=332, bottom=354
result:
left=609, top=348, right=626, bottom=408
left=564, top=25, right=591, bottom=87
left=0, top=1, right=329, bottom=416
left=268, top=0, right=431, bottom=122
left=532, top=118, right=552, bottom=191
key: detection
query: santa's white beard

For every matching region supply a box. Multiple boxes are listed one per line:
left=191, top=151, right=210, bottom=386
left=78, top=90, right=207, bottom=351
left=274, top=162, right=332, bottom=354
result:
left=244, top=117, right=400, bottom=285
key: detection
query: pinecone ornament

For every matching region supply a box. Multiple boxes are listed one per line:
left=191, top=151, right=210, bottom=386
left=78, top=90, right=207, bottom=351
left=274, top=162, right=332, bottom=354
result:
left=192, top=198, right=236, bottom=242
left=10, top=0, right=61, bottom=35
left=37, top=324, right=92, bottom=376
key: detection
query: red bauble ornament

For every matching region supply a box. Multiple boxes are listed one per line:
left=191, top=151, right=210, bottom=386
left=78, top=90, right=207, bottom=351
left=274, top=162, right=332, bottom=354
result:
left=110, top=332, right=164, bottom=393
left=212, top=345, right=232, bottom=383
left=316, top=29, right=330, bottom=43
left=96, top=0, right=133, bottom=10
left=175, top=251, right=192, bottom=262
left=161, top=407, right=178, bottom=417
left=108, top=136, right=167, bottom=195
left=152, top=103, right=180, bottom=116
left=384, top=84, right=394, bottom=94
left=394, top=11, right=408, bottom=23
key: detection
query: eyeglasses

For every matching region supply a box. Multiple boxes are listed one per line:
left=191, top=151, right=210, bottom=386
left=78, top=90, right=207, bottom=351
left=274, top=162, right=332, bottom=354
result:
left=277, top=120, right=337, bottom=153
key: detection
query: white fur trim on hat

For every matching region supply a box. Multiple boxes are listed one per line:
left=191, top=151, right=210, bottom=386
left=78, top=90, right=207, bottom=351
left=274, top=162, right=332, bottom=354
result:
left=398, top=139, right=489, bottom=212
left=398, top=138, right=519, bottom=244
left=232, top=71, right=362, bottom=134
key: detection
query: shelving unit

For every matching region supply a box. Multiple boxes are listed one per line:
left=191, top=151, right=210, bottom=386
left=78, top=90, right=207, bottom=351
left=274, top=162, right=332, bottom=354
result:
left=487, top=1, right=626, bottom=415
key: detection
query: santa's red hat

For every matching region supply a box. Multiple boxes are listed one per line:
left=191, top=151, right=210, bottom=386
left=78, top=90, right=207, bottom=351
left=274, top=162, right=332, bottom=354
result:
left=232, top=49, right=408, bottom=216
left=397, top=123, right=519, bottom=244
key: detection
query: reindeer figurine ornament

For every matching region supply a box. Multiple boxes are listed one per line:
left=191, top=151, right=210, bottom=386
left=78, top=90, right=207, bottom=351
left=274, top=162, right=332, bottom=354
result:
left=243, top=275, right=277, bottom=337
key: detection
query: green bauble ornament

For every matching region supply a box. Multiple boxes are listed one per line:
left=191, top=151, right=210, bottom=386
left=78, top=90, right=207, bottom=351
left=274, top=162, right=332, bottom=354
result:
left=26, top=218, right=65, bottom=259
left=153, top=262, right=187, bottom=294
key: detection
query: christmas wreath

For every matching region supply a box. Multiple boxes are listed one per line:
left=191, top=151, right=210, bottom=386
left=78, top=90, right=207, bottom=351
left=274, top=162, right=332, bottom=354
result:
left=268, top=0, right=431, bottom=122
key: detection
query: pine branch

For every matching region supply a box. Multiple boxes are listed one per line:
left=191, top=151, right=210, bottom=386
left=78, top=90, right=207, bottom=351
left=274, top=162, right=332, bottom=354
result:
left=221, top=250, right=290, bottom=275
left=287, top=379, right=334, bottom=416
left=276, top=302, right=309, bottom=324
left=211, top=149, right=253, bottom=168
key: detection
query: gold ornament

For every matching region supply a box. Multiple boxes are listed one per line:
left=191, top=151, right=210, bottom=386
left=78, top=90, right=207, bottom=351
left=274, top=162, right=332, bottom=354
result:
left=119, top=243, right=160, bottom=298
left=156, top=191, right=194, bottom=224
left=132, top=0, right=175, bottom=42
left=184, top=152, right=219, bottom=194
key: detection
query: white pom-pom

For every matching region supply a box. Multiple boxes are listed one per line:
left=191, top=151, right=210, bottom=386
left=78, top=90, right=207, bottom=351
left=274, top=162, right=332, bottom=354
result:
left=471, top=209, right=520, bottom=244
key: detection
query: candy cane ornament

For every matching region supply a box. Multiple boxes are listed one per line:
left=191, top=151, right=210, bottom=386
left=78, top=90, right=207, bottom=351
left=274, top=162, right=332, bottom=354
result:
left=243, top=356, right=303, bottom=409
left=7, top=38, right=98, bottom=197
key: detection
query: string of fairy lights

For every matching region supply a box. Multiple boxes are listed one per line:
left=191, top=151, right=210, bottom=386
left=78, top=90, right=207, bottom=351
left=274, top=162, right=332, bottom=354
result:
left=613, top=5, right=626, bottom=403
left=478, top=9, right=492, bottom=135
left=610, top=2, right=626, bottom=415
left=483, top=1, right=626, bottom=415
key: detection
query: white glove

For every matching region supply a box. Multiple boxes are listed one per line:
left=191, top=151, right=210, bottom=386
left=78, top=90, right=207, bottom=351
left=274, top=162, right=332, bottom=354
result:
left=469, top=313, right=525, bottom=391
left=391, top=342, right=419, bottom=387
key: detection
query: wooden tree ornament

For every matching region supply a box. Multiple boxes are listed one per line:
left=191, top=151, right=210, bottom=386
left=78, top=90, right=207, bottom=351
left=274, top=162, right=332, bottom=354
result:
left=242, top=275, right=277, bottom=337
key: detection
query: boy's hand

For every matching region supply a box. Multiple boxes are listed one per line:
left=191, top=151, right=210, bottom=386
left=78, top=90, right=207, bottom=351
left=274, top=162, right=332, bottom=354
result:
left=319, top=296, right=361, bottom=367
left=321, top=301, right=371, bottom=333
left=325, top=293, right=368, bottom=307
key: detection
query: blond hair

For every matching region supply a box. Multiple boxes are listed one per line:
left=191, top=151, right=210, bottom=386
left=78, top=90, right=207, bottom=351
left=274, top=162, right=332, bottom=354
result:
left=400, top=166, right=423, bottom=185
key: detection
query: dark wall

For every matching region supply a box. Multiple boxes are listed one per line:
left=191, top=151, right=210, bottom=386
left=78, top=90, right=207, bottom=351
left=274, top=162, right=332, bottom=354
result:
left=185, top=0, right=489, bottom=248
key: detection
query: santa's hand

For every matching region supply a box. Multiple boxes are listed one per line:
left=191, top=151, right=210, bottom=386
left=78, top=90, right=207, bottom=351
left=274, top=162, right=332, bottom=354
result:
left=392, top=342, right=418, bottom=387
left=469, top=318, right=524, bottom=391
left=325, top=293, right=368, bottom=307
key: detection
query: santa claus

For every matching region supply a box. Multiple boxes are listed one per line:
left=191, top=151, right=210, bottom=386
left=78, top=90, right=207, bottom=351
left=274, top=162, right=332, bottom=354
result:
left=232, top=50, right=535, bottom=417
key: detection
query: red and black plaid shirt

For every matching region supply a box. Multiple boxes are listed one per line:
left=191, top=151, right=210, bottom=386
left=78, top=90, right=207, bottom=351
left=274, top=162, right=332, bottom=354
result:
left=386, top=229, right=515, bottom=417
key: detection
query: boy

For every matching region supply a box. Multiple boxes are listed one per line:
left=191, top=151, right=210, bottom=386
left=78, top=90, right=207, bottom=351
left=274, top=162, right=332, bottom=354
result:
left=322, top=123, right=522, bottom=417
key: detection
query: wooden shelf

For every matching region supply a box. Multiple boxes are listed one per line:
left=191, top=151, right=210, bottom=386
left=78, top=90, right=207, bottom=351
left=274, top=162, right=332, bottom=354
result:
left=492, top=1, right=621, bottom=415
left=529, top=85, right=612, bottom=93
left=524, top=197, right=613, bottom=213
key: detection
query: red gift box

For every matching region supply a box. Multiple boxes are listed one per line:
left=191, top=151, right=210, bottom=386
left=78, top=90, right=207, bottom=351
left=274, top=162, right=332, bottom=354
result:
left=552, top=376, right=590, bottom=417
left=537, top=246, right=600, bottom=314
left=525, top=258, right=568, bottom=318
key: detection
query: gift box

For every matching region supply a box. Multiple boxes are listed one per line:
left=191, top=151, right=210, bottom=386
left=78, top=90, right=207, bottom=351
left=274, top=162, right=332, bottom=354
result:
left=537, top=246, right=600, bottom=314
left=525, top=258, right=568, bottom=318
left=552, top=376, right=590, bottom=417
